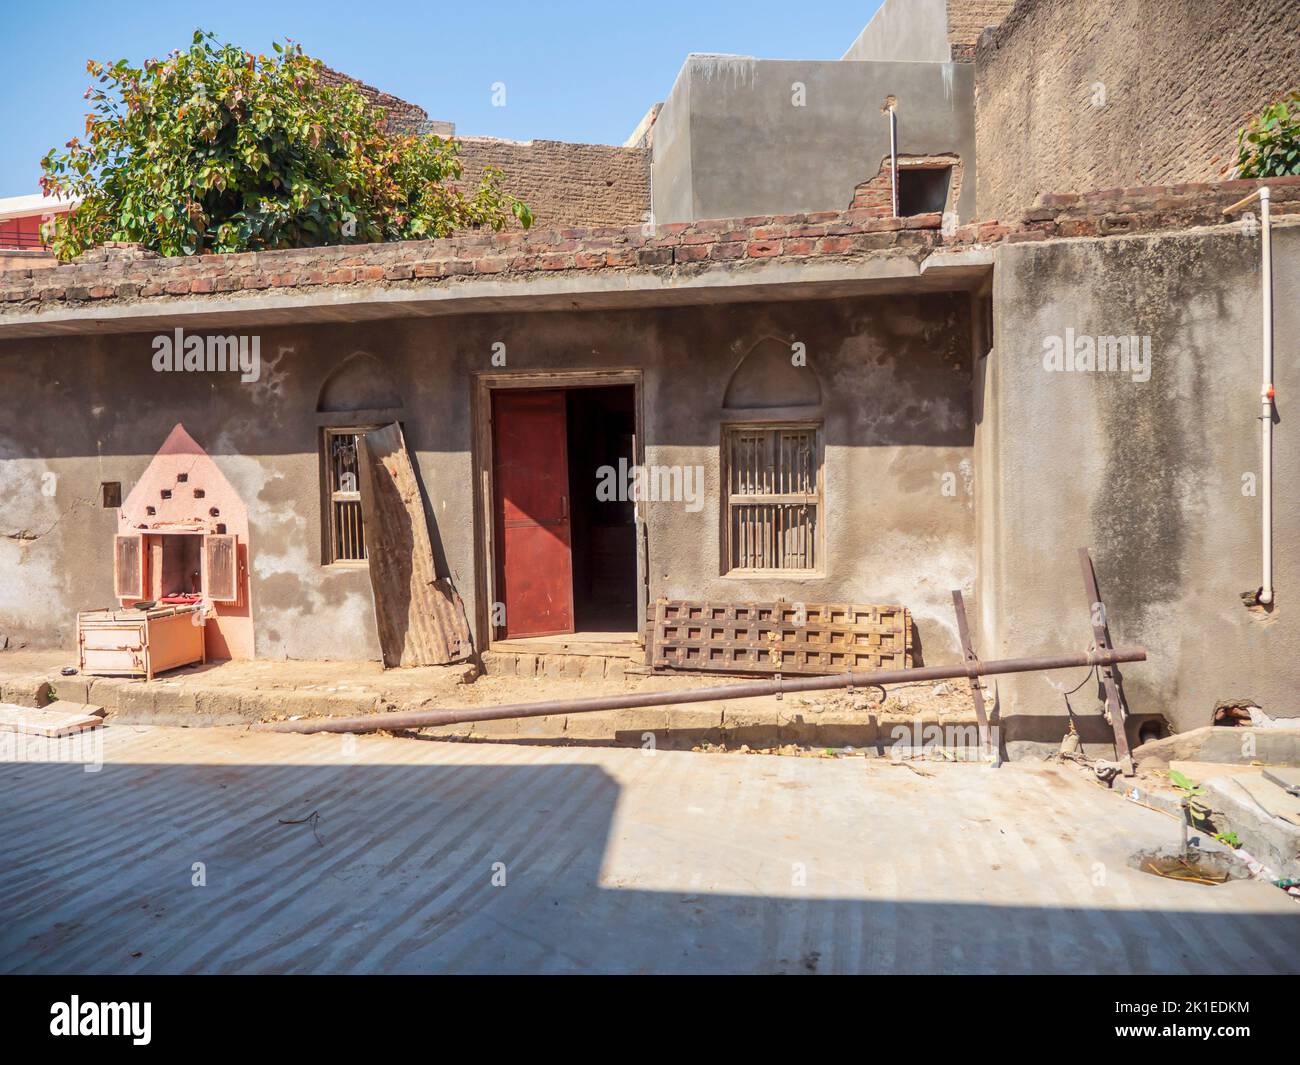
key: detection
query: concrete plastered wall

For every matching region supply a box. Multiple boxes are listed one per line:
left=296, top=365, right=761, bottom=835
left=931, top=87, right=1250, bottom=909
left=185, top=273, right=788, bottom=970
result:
left=652, top=56, right=975, bottom=224
left=980, top=223, right=1300, bottom=750
left=0, top=293, right=975, bottom=665
left=843, top=0, right=951, bottom=62
left=975, top=0, right=1300, bottom=221
left=843, top=0, right=1015, bottom=62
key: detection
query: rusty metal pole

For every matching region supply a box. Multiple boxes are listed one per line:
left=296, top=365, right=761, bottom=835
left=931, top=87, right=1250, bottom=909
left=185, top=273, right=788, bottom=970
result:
left=951, top=590, right=996, bottom=762
left=1079, top=548, right=1133, bottom=772
left=256, top=645, right=1147, bottom=735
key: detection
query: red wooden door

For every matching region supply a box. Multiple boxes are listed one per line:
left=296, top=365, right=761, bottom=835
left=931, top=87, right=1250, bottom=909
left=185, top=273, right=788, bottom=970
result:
left=492, top=390, right=574, bottom=638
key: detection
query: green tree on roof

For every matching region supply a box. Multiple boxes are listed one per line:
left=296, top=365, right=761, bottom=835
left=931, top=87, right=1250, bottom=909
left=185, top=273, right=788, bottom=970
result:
left=40, top=30, right=532, bottom=261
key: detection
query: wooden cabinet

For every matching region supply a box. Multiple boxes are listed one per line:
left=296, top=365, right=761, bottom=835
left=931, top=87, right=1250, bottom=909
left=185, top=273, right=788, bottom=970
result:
left=78, top=605, right=206, bottom=680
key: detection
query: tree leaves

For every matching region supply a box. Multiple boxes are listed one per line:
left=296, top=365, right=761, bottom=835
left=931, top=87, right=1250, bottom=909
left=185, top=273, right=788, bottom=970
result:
left=42, top=30, right=532, bottom=260
left=1236, top=91, right=1300, bottom=179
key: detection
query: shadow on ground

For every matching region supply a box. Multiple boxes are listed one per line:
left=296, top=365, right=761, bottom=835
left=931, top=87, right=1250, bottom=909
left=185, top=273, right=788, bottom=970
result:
left=0, top=758, right=1295, bottom=974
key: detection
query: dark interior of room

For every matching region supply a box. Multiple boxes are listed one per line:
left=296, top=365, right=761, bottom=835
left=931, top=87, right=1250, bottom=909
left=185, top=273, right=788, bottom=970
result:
left=566, top=386, right=638, bottom=633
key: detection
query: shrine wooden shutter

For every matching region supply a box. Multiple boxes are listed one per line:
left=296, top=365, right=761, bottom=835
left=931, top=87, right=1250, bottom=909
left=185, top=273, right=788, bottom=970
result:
left=113, top=534, right=144, bottom=599
left=202, top=534, right=239, bottom=603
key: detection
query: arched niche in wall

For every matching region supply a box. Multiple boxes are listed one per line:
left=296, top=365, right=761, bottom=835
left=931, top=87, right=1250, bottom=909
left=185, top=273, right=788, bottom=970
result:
left=316, top=351, right=405, bottom=415
left=722, top=336, right=822, bottom=412
left=315, top=351, right=406, bottom=567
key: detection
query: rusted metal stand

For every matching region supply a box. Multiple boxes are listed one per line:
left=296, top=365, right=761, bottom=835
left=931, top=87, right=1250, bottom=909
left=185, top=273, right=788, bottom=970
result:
left=1079, top=548, right=1133, bottom=773
left=951, top=590, right=998, bottom=764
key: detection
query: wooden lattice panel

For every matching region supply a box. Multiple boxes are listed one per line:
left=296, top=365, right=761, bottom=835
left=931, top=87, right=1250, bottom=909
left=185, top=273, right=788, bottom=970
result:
left=652, top=599, right=912, bottom=675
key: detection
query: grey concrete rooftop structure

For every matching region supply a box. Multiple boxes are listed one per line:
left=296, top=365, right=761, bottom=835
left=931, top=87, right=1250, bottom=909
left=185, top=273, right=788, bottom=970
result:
left=652, top=54, right=974, bottom=224
left=842, top=0, right=956, bottom=62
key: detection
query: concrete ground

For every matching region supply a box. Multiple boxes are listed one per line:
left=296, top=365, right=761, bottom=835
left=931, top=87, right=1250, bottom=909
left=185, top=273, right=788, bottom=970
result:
left=0, top=648, right=976, bottom=750
left=1, top=725, right=1295, bottom=974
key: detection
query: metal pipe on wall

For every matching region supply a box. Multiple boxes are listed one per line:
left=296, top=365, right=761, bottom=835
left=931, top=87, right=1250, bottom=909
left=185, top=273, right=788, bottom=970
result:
left=888, top=104, right=899, bottom=218
left=1223, top=186, right=1275, bottom=606
left=257, top=645, right=1147, bottom=735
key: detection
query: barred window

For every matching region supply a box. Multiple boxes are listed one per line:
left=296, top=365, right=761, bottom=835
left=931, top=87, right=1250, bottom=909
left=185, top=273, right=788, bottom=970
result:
left=324, top=428, right=372, bottom=563
left=722, top=423, right=822, bottom=573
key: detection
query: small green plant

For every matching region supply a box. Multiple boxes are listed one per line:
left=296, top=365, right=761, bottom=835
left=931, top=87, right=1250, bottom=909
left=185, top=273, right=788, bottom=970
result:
left=1214, top=831, right=1242, bottom=849
left=1236, top=90, right=1300, bottom=178
left=1170, top=768, right=1213, bottom=821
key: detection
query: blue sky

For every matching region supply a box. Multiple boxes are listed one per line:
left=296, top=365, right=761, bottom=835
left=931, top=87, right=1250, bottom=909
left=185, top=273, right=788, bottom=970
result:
left=2, top=0, right=883, bottom=195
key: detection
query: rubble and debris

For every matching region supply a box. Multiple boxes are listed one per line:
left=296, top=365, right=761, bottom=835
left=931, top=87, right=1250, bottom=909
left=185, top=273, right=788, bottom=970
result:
left=0, top=702, right=104, bottom=737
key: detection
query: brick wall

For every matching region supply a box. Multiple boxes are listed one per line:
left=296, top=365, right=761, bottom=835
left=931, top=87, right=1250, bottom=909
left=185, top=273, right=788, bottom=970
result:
left=0, top=209, right=949, bottom=311
left=317, top=65, right=429, bottom=135
left=851, top=155, right=965, bottom=218
left=946, top=0, right=1015, bottom=59
left=0, top=251, right=57, bottom=273
left=975, top=0, right=1300, bottom=220
left=455, top=138, right=651, bottom=229
left=4, top=176, right=1296, bottom=315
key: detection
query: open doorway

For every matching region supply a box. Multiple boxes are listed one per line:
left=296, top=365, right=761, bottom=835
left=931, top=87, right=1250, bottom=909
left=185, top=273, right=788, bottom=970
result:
left=488, top=380, right=640, bottom=643
left=566, top=386, right=637, bottom=633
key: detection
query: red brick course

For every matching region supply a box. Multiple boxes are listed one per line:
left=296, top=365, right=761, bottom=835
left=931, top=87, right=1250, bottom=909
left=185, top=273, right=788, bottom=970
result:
left=1, top=177, right=1296, bottom=314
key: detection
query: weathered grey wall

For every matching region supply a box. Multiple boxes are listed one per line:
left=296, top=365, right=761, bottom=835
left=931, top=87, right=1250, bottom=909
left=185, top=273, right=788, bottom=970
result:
left=980, top=223, right=1300, bottom=750
left=652, top=56, right=975, bottom=224
left=0, top=293, right=976, bottom=665
left=843, top=0, right=951, bottom=62
left=650, top=61, right=695, bottom=226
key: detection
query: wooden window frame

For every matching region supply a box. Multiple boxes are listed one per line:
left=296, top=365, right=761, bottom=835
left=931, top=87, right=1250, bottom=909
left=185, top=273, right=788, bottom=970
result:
left=720, top=420, right=825, bottom=578
left=322, top=425, right=378, bottom=566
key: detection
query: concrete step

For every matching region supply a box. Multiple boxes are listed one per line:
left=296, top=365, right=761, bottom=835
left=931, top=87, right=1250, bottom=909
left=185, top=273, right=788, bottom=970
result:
left=481, top=648, right=640, bottom=681
left=1133, top=724, right=1300, bottom=768
left=1204, top=773, right=1300, bottom=880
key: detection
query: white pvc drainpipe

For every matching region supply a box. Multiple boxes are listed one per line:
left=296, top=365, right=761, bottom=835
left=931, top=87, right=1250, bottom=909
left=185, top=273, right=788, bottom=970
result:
left=1223, top=186, right=1275, bottom=605
left=888, top=105, right=899, bottom=218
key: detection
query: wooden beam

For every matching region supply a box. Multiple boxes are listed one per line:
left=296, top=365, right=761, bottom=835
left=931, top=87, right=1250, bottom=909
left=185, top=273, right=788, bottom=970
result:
left=358, top=423, right=472, bottom=667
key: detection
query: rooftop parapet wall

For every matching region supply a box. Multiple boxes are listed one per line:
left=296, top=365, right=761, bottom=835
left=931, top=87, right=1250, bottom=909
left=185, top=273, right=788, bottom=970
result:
left=0, top=211, right=949, bottom=316
left=974, top=0, right=1300, bottom=222
left=455, top=138, right=650, bottom=229
left=948, top=176, right=1300, bottom=245
left=1, top=176, right=1296, bottom=319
